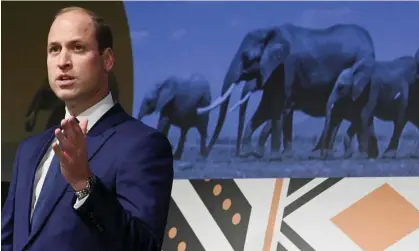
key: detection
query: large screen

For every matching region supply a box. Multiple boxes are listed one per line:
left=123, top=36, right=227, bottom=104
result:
left=2, top=1, right=418, bottom=181
left=126, top=1, right=419, bottom=178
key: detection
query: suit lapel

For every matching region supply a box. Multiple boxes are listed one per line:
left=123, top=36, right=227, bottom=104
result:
left=25, top=103, right=129, bottom=245
left=19, top=127, right=57, bottom=243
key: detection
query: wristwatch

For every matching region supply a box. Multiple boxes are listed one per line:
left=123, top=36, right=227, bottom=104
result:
left=74, top=175, right=95, bottom=200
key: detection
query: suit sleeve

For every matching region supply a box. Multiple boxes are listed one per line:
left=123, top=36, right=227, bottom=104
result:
left=1, top=143, right=23, bottom=251
left=74, top=130, right=174, bottom=251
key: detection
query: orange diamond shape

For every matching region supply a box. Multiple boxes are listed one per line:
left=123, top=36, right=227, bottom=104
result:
left=331, top=183, right=419, bottom=251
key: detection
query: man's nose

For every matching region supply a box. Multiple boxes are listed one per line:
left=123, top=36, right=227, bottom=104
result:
left=58, top=51, right=72, bottom=69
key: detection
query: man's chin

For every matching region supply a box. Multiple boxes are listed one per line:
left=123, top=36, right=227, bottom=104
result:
left=56, top=91, right=80, bottom=102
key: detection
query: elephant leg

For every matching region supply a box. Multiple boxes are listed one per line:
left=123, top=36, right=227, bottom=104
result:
left=382, top=122, right=406, bottom=158
left=312, top=121, right=341, bottom=151
left=258, top=118, right=292, bottom=159
left=343, top=122, right=357, bottom=158
left=196, top=120, right=208, bottom=158
left=408, top=118, right=419, bottom=158
left=241, top=110, right=267, bottom=158
left=383, top=101, right=408, bottom=159
left=310, top=119, right=342, bottom=160
left=260, top=91, right=286, bottom=158
left=358, top=111, right=374, bottom=159
left=157, top=116, right=171, bottom=136
left=174, top=127, right=189, bottom=160
left=323, top=116, right=344, bottom=159
left=256, top=120, right=272, bottom=157
left=344, top=120, right=379, bottom=159
left=271, top=60, right=295, bottom=160
left=310, top=89, right=344, bottom=160
left=311, top=129, right=326, bottom=152
left=281, top=108, right=295, bottom=158
left=357, top=84, right=380, bottom=159
left=382, top=120, right=407, bottom=159
left=367, top=123, right=379, bottom=158
left=355, top=119, right=379, bottom=159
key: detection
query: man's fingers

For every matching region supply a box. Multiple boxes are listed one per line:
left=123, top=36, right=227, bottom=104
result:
left=52, top=142, right=72, bottom=164
left=55, top=128, right=75, bottom=152
left=63, top=117, right=77, bottom=140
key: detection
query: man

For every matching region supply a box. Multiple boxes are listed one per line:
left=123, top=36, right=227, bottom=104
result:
left=1, top=6, right=174, bottom=251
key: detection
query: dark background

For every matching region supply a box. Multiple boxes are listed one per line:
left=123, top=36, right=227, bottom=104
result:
left=1, top=1, right=134, bottom=182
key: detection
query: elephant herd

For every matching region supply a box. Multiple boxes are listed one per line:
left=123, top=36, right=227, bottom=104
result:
left=138, top=23, right=419, bottom=161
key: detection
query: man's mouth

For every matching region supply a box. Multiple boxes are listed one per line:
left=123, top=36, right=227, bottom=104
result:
left=57, top=74, right=75, bottom=81
left=57, top=75, right=76, bottom=86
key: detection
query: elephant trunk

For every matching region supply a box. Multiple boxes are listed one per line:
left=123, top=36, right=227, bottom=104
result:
left=235, top=89, right=250, bottom=156
left=202, top=35, right=256, bottom=157
left=321, top=96, right=338, bottom=155
left=313, top=91, right=340, bottom=152
left=234, top=80, right=256, bottom=156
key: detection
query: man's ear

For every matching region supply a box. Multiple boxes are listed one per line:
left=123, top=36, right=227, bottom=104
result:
left=102, top=48, right=114, bottom=72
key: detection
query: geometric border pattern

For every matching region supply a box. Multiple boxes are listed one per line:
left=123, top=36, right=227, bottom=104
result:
left=2, top=178, right=419, bottom=251
left=163, top=177, right=419, bottom=251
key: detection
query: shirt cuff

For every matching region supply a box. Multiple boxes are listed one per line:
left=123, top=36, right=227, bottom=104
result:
left=73, top=195, right=89, bottom=209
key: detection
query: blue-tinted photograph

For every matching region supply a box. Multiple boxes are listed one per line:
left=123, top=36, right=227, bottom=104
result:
left=124, top=1, right=419, bottom=179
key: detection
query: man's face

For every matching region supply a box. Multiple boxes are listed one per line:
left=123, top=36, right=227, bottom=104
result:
left=47, top=10, right=105, bottom=103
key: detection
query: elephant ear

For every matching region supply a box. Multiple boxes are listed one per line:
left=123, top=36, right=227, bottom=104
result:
left=351, top=57, right=375, bottom=101
left=260, top=40, right=290, bottom=87
left=155, top=81, right=176, bottom=112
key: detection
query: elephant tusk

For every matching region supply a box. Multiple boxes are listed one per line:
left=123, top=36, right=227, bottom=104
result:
left=228, top=93, right=251, bottom=113
left=196, top=84, right=237, bottom=115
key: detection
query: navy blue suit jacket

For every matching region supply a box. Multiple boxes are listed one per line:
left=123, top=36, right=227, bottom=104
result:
left=1, top=103, right=174, bottom=251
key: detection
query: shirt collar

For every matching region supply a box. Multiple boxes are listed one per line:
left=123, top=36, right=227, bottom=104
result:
left=64, top=92, right=115, bottom=133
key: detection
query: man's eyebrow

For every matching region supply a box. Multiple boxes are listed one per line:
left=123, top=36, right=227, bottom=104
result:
left=48, top=41, right=60, bottom=47
left=47, top=39, right=86, bottom=47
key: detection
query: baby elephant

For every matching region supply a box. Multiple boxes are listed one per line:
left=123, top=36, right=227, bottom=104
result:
left=137, top=73, right=212, bottom=160
left=323, top=54, right=419, bottom=159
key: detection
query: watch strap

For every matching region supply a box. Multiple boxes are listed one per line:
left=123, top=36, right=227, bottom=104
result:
left=74, top=175, right=95, bottom=200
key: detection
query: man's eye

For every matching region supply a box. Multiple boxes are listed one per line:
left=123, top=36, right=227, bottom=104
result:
left=49, top=47, right=60, bottom=53
left=74, top=45, right=84, bottom=51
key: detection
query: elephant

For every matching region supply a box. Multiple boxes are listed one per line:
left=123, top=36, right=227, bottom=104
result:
left=137, top=73, right=211, bottom=160
left=197, top=23, right=376, bottom=159
left=25, top=72, right=120, bottom=132
left=321, top=52, right=419, bottom=159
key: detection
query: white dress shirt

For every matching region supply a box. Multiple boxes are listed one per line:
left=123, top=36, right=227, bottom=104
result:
left=30, top=92, right=115, bottom=220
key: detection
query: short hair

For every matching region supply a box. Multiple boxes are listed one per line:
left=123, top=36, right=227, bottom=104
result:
left=54, top=6, right=113, bottom=54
